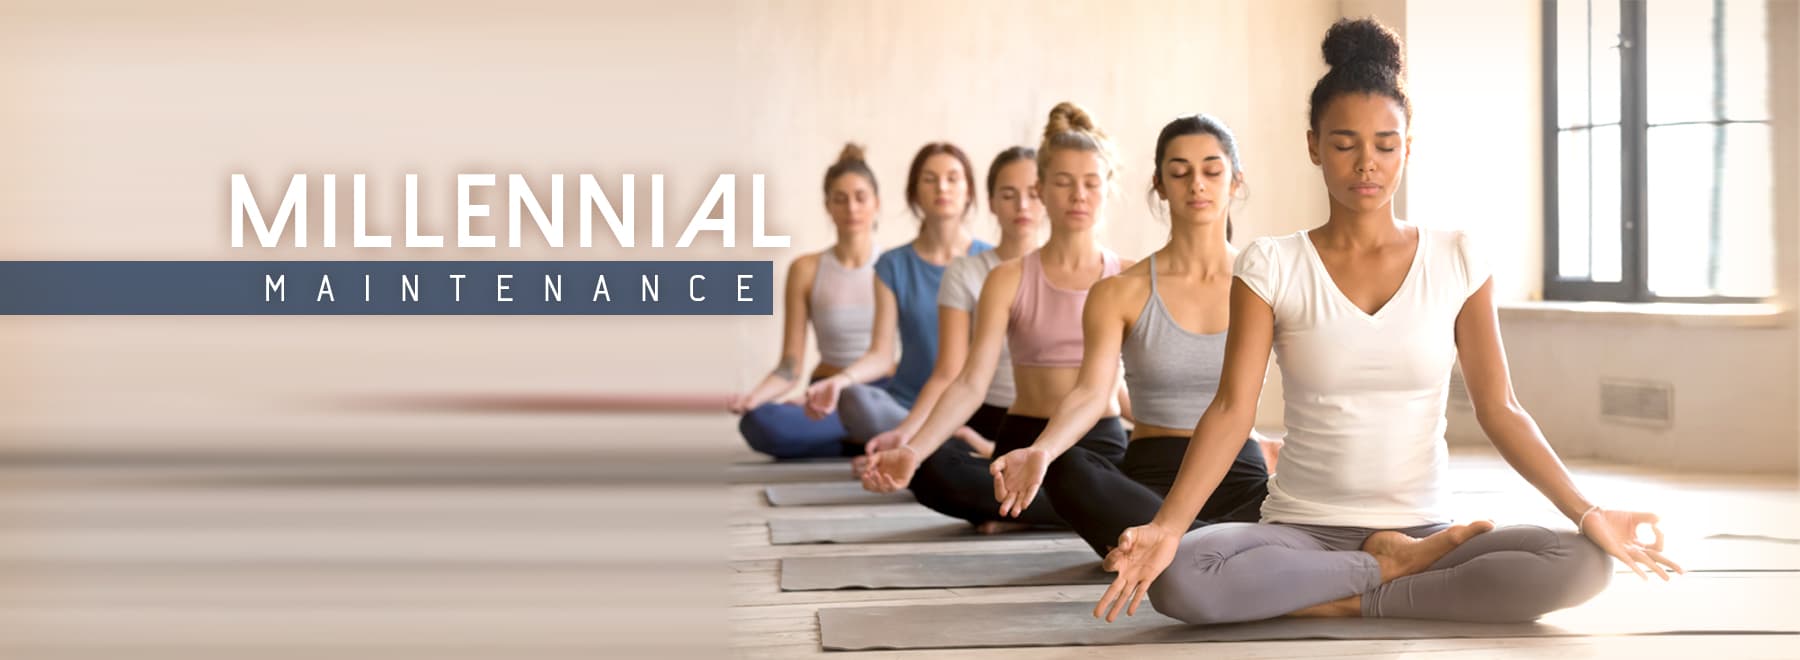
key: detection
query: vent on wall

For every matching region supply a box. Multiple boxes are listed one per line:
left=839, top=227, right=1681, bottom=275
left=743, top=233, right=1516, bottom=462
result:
left=1599, top=379, right=1674, bottom=427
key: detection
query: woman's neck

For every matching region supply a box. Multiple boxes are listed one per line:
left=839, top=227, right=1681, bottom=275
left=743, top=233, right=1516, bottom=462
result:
left=1318, top=200, right=1404, bottom=249
left=1037, top=225, right=1101, bottom=267
left=913, top=216, right=970, bottom=261
left=830, top=230, right=873, bottom=267
left=993, top=225, right=1041, bottom=261
left=1161, top=216, right=1232, bottom=276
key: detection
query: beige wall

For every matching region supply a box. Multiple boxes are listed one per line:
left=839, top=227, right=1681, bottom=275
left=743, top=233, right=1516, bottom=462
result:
left=738, top=0, right=1341, bottom=431
left=3, top=1, right=1792, bottom=473
left=0, top=1, right=1340, bottom=442
left=0, top=1, right=751, bottom=441
left=1780, top=0, right=1800, bottom=474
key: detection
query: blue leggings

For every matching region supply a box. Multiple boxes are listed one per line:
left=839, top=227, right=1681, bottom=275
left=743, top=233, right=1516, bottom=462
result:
left=738, top=377, right=891, bottom=459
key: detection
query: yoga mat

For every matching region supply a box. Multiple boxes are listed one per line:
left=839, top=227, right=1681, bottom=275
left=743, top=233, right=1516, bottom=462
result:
left=764, top=482, right=915, bottom=507
left=768, top=515, right=1071, bottom=545
left=784, top=534, right=1800, bottom=590
left=819, top=574, right=1798, bottom=651
left=781, top=549, right=1103, bottom=591
left=1683, top=534, right=1800, bottom=571
left=727, top=460, right=854, bottom=485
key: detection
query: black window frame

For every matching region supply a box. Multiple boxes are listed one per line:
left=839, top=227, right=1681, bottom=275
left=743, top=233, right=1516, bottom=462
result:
left=1542, top=0, right=1772, bottom=303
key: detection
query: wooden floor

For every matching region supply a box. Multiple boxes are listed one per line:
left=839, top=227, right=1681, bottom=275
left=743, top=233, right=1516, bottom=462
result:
left=0, top=415, right=743, bottom=659
left=0, top=414, right=1793, bottom=658
left=730, top=439, right=1800, bottom=659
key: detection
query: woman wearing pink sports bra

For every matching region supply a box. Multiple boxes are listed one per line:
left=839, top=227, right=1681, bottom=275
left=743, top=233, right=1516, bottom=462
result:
left=862, top=102, right=1130, bottom=531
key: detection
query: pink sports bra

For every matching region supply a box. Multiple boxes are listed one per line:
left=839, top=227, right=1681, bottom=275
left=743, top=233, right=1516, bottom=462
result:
left=1007, top=248, right=1121, bottom=368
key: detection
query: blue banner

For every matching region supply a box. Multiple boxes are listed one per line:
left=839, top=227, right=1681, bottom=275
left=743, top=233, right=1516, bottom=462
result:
left=0, top=261, right=774, bottom=315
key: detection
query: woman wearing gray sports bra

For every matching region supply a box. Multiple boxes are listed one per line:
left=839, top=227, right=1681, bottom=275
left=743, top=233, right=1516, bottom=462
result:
left=730, top=143, right=888, bottom=459
left=990, top=115, right=1270, bottom=556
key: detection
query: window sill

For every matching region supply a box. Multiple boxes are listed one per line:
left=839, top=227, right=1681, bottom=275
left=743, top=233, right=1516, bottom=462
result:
left=1498, top=301, right=1791, bottom=328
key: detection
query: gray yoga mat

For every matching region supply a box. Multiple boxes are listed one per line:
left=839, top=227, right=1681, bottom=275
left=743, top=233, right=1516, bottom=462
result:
left=782, top=549, right=1103, bottom=591
left=1685, top=534, right=1800, bottom=571
left=727, top=459, right=854, bottom=485
left=784, top=534, right=1800, bottom=590
left=764, top=482, right=916, bottom=507
left=768, top=515, right=1072, bottom=545
left=819, top=574, right=1799, bottom=651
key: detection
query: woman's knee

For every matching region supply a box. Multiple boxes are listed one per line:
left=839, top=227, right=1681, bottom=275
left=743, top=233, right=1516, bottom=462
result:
left=905, top=445, right=987, bottom=522
left=1553, top=530, right=1614, bottom=604
left=1143, top=529, right=1256, bottom=625
left=1470, top=526, right=1613, bottom=621
left=1146, top=569, right=1236, bottom=625
left=1504, top=526, right=1613, bottom=598
left=1044, top=447, right=1110, bottom=488
left=834, top=385, right=873, bottom=420
left=835, top=385, right=889, bottom=441
left=738, top=406, right=782, bottom=456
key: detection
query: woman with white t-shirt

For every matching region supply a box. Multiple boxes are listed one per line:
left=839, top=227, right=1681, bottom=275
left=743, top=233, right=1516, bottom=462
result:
left=1094, top=18, right=1681, bottom=626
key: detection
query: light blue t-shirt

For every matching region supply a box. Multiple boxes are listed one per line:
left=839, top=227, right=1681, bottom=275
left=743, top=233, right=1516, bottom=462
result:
left=874, top=239, right=994, bottom=407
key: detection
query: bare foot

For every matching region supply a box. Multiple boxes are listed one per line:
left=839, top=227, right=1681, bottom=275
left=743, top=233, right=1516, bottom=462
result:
left=1287, top=595, right=1361, bottom=618
left=1362, top=521, right=1496, bottom=583
left=973, top=520, right=1034, bottom=535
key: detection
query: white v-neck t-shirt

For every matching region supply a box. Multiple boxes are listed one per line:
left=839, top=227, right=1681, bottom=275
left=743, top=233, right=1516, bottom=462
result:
left=1234, top=225, right=1490, bottom=528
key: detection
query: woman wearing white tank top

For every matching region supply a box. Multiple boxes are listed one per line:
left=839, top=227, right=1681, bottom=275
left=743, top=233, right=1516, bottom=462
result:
left=1097, top=19, right=1680, bottom=627
left=730, top=144, right=889, bottom=459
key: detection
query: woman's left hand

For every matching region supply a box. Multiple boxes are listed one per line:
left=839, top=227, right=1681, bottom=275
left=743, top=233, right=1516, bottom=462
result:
left=1581, top=507, right=1684, bottom=581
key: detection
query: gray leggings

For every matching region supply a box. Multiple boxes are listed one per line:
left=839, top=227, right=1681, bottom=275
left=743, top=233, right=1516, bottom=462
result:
left=837, top=384, right=912, bottom=444
left=1147, top=522, right=1613, bottom=625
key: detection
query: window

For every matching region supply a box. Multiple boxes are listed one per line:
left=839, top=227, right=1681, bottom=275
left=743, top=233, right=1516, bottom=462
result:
left=1544, top=0, right=1774, bottom=302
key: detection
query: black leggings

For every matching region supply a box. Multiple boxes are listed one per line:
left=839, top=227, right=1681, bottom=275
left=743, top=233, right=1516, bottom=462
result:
left=908, top=414, right=1127, bottom=527
left=1044, top=435, right=1269, bottom=557
left=963, top=403, right=1009, bottom=443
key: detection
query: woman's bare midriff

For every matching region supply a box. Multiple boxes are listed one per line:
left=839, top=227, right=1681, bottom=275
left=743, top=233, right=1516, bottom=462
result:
left=1007, top=364, right=1119, bottom=419
left=1129, top=423, right=1194, bottom=442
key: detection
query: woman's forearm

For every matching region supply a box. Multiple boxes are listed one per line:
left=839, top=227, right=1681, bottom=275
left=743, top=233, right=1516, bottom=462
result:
left=1480, top=406, right=1593, bottom=521
left=894, top=373, right=955, bottom=436
left=906, top=376, right=989, bottom=457
left=1150, top=402, right=1257, bottom=531
left=743, top=370, right=797, bottom=408
left=1029, top=384, right=1111, bottom=458
left=833, top=347, right=893, bottom=387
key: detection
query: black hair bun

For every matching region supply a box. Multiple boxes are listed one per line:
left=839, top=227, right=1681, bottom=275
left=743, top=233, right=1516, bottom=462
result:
left=1322, top=18, right=1404, bottom=73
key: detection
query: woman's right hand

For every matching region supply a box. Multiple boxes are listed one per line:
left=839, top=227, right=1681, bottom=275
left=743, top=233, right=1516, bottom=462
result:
left=988, top=447, right=1051, bottom=518
left=1094, top=523, right=1180, bottom=623
left=726, top=391, right=754, bottom=415
left=864, top=428, right=910, bottom=455
left=860, top=445, right=922, bottom=493
left=853, top=428, right=909, bottom=478
left=804, top=375, right=850, bottom=420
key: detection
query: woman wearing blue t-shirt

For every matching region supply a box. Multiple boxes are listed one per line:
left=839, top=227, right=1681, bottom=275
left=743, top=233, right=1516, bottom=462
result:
left=804, top=143, right=999, bottom=455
